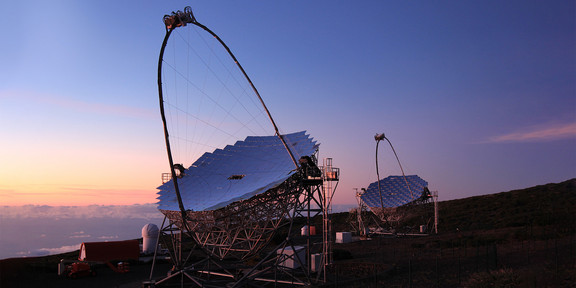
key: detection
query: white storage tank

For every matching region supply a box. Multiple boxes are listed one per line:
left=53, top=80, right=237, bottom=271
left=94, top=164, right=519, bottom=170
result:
left=336, top=232, right=352, bottom=243
left=311, top=253, right=322, bottom=272
left=300, top=225, right=317, bottom=236
left=277, top=246, right=306, bottom=269
left=142, top=223, right=159, bottom=254
left=419, top=225, right=427, bottom=233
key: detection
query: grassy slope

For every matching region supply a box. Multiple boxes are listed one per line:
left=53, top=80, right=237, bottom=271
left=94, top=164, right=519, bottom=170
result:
left=437, top=178, right=576, bottom=234
left=330, top=178, right=576, bottom=237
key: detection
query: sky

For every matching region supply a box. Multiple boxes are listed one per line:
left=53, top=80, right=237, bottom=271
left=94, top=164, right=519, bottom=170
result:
left=0, top=0, right=574, bottom=206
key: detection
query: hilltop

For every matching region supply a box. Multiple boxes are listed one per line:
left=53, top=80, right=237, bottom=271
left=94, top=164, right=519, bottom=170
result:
left=327, top=178, right=575, bottom=287
left=330, top=178, right=576, bottom=235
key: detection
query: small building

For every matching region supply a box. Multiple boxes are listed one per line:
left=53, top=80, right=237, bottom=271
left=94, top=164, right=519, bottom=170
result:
left=79, top=240, right=140, bottom=262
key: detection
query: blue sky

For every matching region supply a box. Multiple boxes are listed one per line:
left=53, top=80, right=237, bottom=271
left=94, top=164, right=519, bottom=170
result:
left=0, top=1, right=574, bottom=205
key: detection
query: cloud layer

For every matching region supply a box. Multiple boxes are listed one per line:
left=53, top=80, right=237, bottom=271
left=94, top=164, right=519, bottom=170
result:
left=0, top=203, right=164, bottom=220
left=1, top=205, right=164, bottom=259
left=486, top=122, right=576, bottom=143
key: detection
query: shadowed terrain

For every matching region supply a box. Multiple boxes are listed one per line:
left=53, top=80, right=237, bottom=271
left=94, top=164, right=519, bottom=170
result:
left=1, top=179, right=574, bottom=287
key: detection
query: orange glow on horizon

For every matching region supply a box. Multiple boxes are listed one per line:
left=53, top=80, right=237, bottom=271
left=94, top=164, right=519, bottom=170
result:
left=0, top=135, right=168, bottom=206
left=0, top=186, right=159, bottom=206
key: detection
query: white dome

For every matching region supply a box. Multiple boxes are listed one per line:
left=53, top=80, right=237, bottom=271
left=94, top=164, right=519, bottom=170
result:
left=142, top=223, right=159, bottom=237
left=141, top=223, right=160, bottom=254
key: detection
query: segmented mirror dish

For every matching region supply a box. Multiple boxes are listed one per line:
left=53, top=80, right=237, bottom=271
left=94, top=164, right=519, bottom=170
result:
left=361, top=175, right=428, bottom=208
left=156, top=131, right=318, bottom=260
left=157, top=131, right=317, bottom=212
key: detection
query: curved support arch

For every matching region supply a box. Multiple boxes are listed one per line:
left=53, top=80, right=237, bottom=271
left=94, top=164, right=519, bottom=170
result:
left=157, top=7, right=299, bottom=220
left=374, top=133, right=414, bottom=210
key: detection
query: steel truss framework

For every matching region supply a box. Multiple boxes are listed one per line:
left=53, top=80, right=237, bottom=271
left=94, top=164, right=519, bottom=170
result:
left=161, top=173, right=302, bottom=261
left=348, top=189, right=372, bottom=236
left=148, top=158, right=339, bottom=287
left=362, top=189, right=436, bottom=234
left=152, top=7, right=340, bottom=287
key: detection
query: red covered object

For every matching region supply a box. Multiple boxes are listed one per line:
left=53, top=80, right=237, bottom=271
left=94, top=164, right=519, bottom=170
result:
left=79, top=240, right=139, bottom=262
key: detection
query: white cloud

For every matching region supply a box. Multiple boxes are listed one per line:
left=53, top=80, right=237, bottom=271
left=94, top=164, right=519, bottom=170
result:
left=0, top=89, right=155, bottom=119
left=98, top=235, right=119, bottom=240
left=17, top=244, right=81, bottom=257
left=485, top=122, right=576, bottom=143
left=70, top=231, right=91, bottom=239
left=0, top=204, right=164, bottom=220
